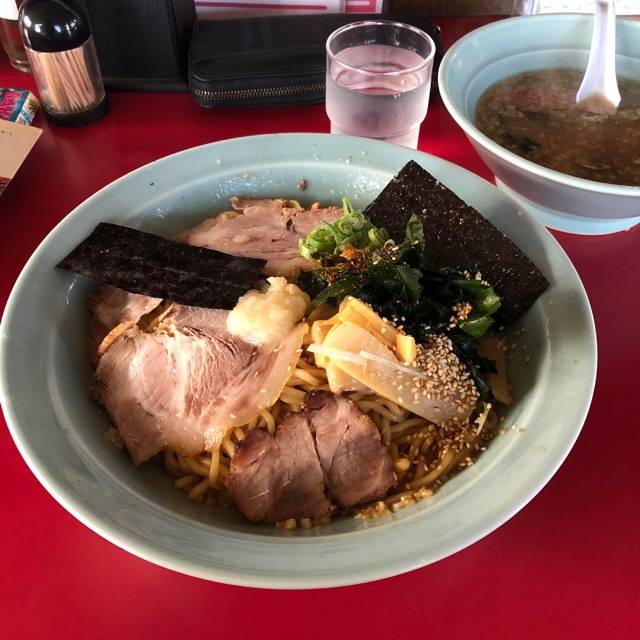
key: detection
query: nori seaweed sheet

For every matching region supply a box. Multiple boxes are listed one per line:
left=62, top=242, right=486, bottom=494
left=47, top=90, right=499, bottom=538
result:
left=364, top=161, right=549, bottom=324
left=57, top=223, right=265, bottom=309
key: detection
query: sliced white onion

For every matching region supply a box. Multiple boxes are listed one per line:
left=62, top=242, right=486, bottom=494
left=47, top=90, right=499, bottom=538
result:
left=359, top=351, right=429, bottom=380
left=306, top=344, right=428, bottom=381
left=307, top=343, right=368, bottom=366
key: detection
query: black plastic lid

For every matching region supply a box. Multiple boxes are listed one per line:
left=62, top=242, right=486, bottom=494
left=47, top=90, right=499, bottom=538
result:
left=44, top=95, right=108, bottom=126
left=19, top=0, right=91, bottom=53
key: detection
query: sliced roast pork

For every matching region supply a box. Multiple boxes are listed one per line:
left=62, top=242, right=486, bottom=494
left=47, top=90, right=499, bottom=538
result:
left=95, top=305, right=306, bottom=464
left=226, top=391, right=396, bottom=522
left=178, top=198, right=342, bottom=278
left=226, top=414, right=330, bottom=523
left=89, top=285, right=162, bottom=354
left=161, top=304, right=228, bottom=332
left=305, top=391, right=396, bottom=509
left=202, top=321, right=308, bottom=433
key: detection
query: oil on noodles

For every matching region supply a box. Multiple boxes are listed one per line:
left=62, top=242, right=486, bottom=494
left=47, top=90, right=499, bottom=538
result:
left=163, top=350, right=499, bottom=526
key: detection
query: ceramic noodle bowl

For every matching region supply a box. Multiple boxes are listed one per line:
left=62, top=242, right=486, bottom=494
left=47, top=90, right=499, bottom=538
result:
left=0, top=134, right=596, bottom=587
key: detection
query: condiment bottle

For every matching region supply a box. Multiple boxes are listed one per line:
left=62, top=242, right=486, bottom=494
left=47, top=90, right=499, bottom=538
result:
left=18, top=0, right=107, bottom=125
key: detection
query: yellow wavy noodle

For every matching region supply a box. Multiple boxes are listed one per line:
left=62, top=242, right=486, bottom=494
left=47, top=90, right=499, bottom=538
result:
left=163, top=357, right=499, bottom=522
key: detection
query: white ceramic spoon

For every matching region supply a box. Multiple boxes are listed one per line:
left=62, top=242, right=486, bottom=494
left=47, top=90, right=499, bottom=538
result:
left=576, top=0, right=621, bottom=114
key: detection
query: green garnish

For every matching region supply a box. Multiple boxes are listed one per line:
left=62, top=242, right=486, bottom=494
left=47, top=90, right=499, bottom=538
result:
left=454, top=279, right=502, bottom=315
left=458, top=315, right=494, bottom=338
left=298, top=198, right=388, bottom=260
left=303, top=212, right=424, bottom=306
left=297, top=201, right=505, bottom=400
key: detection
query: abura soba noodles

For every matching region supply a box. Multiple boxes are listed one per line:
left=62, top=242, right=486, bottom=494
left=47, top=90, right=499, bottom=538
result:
left=57, top=161, right=548, bottom=528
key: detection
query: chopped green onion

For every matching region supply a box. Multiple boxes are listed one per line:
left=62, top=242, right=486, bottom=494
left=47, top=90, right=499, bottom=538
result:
left=298, top=197, right=388, bottom=261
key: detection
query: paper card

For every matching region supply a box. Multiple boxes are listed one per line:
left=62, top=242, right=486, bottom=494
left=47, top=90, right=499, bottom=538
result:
left=195, top=0, right=345, bottom=19
left=0, top=119, right=42, bottom=196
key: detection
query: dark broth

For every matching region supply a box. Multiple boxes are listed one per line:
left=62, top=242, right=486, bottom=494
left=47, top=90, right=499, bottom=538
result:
left=475, top=69, right=640, bottom=186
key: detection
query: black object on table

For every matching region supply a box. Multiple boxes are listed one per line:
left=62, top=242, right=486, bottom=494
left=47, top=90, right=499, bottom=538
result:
left=189, top=13, right=443, bottom=107
left=79, top=0, right=195, bottom=91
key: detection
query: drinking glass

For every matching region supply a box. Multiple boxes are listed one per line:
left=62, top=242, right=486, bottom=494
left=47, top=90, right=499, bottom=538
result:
left=0, top=0, right=29, bottom=72
left=326, top=20, right=435, bottom=149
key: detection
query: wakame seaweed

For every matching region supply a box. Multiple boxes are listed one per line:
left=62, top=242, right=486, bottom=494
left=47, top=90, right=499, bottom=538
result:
left=362, top=160, right=548, bottom=325
left=301, top=212, right=501, bottom=340
left=298, top=209, right=502, bottom=392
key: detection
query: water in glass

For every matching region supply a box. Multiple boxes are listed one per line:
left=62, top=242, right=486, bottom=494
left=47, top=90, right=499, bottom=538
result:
left=326, top=44, right=430, bottom=148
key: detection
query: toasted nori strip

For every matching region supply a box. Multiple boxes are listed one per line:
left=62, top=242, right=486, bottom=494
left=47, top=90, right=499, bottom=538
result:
left=364, top=161, right=549, bottom=324
left=57, top=222, right=265, bottom=309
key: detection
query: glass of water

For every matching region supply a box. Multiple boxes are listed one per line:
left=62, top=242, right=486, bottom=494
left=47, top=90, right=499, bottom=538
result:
left=326, top=21, right=435, bottom=149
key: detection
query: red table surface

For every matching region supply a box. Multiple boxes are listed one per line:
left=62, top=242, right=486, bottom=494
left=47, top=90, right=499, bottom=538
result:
left=1, top=16, right=639, bottom=640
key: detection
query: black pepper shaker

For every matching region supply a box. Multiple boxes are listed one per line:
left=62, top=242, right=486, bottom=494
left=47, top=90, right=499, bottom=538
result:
left=19, top=0, right=107, bottom=126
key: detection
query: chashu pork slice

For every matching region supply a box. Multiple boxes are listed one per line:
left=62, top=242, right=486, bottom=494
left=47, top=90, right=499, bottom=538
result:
left=305, top=391, right=395, bottom=509
left=178, top=198, right=342, bottom=278
left=226, top=414, right=330, bottom=523
left=95, top=305, right=306, bottom=464
left=89, top=285, right=162, bottom=355
left=226, top=391, right=396, bottom=523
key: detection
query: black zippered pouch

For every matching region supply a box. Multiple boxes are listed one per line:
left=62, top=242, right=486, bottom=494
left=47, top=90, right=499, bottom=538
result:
left=189, top=14, right=442, bottom=108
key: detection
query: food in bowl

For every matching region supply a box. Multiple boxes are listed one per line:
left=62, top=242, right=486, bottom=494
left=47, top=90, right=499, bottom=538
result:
left=57, top=161, right=548, bottom=528
left=438, top=14, right=640, bottom=234
left=475, top=68, right=640, bottom=186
